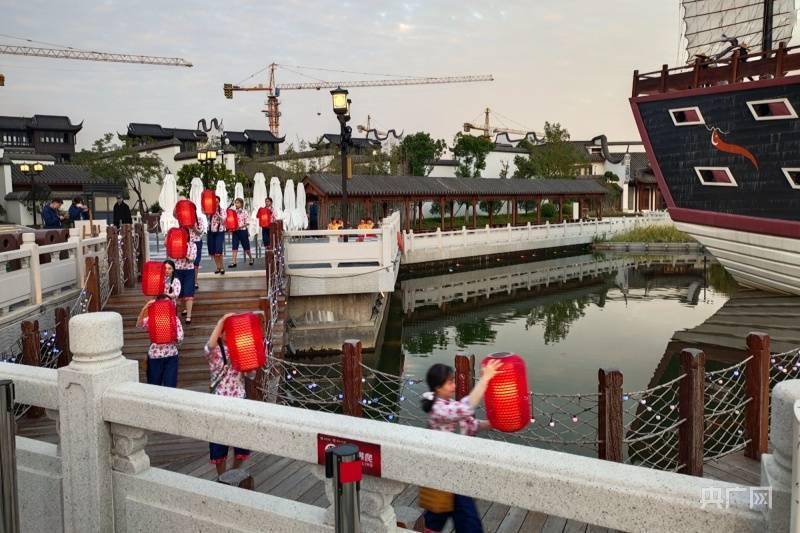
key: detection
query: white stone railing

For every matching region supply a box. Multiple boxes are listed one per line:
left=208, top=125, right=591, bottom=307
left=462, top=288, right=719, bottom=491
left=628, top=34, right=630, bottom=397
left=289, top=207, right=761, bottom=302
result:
left=283, top=211, right=401, bottom=296
left=401, top=211, right=672, bottom=264
left=3, top=311, right=794, bottom=532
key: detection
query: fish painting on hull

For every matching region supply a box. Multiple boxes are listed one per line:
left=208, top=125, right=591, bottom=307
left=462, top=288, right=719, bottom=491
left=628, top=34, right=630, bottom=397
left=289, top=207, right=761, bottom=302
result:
left=710, top=128, right=759, bottom=170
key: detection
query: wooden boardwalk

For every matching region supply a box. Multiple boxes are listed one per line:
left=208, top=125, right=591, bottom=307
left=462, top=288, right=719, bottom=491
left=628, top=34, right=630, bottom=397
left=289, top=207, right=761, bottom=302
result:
left=14, top=275, right=763, bottom=532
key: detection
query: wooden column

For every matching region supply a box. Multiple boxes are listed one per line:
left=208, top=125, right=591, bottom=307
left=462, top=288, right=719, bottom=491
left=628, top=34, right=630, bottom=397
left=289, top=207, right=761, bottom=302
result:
left=106, top=225, right=121, bottom=296
left=512, top=199, right=518, bottom=226
left=382, top=202, right=388, bottom=219
left=342, top=339, right=363, bottom=417
left=439, top=198, right=445, bottom=229
left=598, top=368, right=623, bottom=462
left=418, top=202, right=423, bottom=230
left=471, top=200, right=477, bottom=228
left=744, top=332, right=770, bottom=459
left=134, top=222, right=146, bottom=279
left=678, top=348, right=705, bottom=476
left=121, top=224, right=135, bottom=288
left=558, top=196, right=564, bottom=223
left=449, top=200, right=455, bottom=229
left=537, top=198, right=542, bottom=225
left=488, top=201, right=494, bottom=227
left=85, top=256, right=101, bottom=312
left=454, top=353, right=474, bottom=400
left=55, top=306, right=71, bottom=367
left=21, top=320, right=44, bottom=417
left=403, top=201, right=410, bottom=231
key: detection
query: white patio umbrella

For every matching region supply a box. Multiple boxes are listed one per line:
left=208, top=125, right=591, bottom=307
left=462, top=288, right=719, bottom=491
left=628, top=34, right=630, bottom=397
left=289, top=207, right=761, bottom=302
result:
left=158, top=173, right=179, bottom=232
left=295, top=181, right=309, bottom=230
left=269, top=176, right=283, bottom=222
left=188, top=178, right=208, bottom=234
left=234, top=182, right=244, bottom=204
left=283, top=179, right=296, bottom=230
left=250, top=172, right=268, bottom=237
left=215, top=180, right=229, bottom=210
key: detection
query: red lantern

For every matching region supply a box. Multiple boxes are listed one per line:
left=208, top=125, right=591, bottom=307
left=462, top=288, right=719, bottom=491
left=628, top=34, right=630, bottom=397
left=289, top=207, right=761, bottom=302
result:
left=141, top=261, right=166, bottom=296
left=223, top=313, right=266, bottom=372
left=147, top=299, right=177, bottom=344
left=482, top=352, right=530, bottom=432
left=174, top=199, right=197, bottom=227
left=166, top=228, right=189, bottom=259
left=257, top=207, right=272, bottom=228
left=201, top=189, right=218, bottom=215
left=225, top=208, right=239, bottom=232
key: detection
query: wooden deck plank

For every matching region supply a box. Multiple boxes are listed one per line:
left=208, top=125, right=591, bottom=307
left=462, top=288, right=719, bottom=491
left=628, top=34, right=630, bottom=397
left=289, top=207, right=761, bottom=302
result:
left=483, top=502, right=513, bottom=532
left=564, top=519, right=589, bottom=533
left=541, top=515, right=568, bottom=533
left=495, top=506, right=529, bottom=533
left=518, top=510, right=549, bottom=532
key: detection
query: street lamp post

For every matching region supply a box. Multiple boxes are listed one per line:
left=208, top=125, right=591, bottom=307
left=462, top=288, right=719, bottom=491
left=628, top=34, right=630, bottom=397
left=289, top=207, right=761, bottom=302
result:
left=331, top=87, right=353, bottom=228
left=197, top=149, right=218, bottom=188
left=19, top=163, right=44, bottom=226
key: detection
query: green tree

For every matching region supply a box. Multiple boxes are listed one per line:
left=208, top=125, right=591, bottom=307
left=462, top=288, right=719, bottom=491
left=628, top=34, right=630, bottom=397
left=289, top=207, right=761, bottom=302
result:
left=398, top=132, right=446, bottom=176
left=175, top=162, right=242, bottom=201
left=513, top=122, right=587, bottom=179
left=75, top=133, right=163, bottom=213
left=526, top=296, right=590, bottom=344
left=453, top=133, right=493, bottom=178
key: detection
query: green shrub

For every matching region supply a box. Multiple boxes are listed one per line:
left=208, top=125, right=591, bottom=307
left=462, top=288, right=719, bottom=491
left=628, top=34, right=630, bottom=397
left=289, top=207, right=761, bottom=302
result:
left=540, top=203, right=557, bottom=219
left=606, top=225, right=694, bottom=243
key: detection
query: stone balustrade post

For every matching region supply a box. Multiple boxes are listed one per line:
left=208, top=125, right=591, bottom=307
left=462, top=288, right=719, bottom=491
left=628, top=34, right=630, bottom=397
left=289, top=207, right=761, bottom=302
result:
left=57, top=311, right=139, bottom=532
left=20, top=233, right=42, bottom=305
left=762, top=380, right=800, bottom=532
left=68, top=228, right=84, bottom=286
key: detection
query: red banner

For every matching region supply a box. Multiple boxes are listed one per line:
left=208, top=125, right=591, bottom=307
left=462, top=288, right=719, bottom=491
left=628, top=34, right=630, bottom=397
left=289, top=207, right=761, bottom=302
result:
left=317, top=433, right=382, bottom=478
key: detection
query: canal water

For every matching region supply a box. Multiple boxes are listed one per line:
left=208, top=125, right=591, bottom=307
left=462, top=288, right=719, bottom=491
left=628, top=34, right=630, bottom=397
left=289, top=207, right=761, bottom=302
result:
left=382, top=251, right=738, bottom=397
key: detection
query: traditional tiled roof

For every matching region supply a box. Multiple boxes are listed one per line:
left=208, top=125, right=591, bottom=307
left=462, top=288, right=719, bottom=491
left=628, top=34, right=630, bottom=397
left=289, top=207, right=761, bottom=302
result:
left=11, top=165, right=109, bottom=186
left=628, top=152, right=651, bottom=174
left=128, top=139, right=182, bottom=152
left=224, top=131, right=248, bottom=144
left=304, top=174, right=609, bottom=198
left=432, top=159, right=459, bottom=167
left=0, top=115, right=82, bottom=132
left=243, top=129, right=284, bottom=143
left=316, top=134, right=380, bottom=149
left=126, top=123, right=206, bottom=142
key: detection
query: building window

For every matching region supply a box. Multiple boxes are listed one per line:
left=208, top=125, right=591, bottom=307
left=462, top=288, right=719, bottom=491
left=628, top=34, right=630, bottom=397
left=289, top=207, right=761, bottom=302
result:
left=669, top=107, right=705, bottom=126
left=747, top=98, right=798, bottom=121
left=782, top=168, right=800, bottom=189
left=695, top=167, right=737, bottom=187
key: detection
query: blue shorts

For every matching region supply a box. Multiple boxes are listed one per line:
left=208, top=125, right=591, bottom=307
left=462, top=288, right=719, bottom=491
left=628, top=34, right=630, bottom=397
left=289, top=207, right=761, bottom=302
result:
left=174, top=268, right=195, bottom=298
left=209, top=442, right=250, bottom=464
left=193, top=239, right=203, bottom=266
left=207, top=231, right=224, bottom=256
left=232, top=229, right=250, bottom=251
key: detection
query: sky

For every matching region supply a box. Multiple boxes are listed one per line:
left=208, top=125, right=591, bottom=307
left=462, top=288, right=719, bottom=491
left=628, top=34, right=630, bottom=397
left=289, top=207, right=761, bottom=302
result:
left=0, top=1, right=686, bottom=151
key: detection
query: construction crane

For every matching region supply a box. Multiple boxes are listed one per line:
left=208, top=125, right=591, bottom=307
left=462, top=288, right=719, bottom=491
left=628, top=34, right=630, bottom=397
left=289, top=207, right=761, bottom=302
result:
left=463, top=107, right=541, bottom=140
left=223, top=63, right=493, bottom=136
left=0, top=41, right=192, bottom=85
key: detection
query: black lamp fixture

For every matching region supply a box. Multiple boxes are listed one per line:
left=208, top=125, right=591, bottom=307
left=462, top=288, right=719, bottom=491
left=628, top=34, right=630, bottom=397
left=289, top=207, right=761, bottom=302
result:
left=330, top=87, right=353, bottom=231
left=197, top=149, right=218, bottom=187
left=19, top=162, right=45, bottom=226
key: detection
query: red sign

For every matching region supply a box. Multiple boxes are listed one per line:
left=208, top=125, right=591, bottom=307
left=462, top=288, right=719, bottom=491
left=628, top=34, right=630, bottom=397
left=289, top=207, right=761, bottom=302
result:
left=317, top=433, right=382, bottom=478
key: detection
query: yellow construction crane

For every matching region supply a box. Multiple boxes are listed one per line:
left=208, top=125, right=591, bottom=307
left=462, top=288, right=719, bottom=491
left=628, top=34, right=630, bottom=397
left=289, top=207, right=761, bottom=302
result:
left=0, top=41, right=192, bottom=85
left=224, top=63, right=493, bottom=136
left=463, top=107, right=540, bottom=139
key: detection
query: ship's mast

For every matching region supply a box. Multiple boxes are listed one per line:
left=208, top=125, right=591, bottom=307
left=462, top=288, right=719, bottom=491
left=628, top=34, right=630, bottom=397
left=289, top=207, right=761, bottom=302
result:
left=762, top=0, right=774, bottom=51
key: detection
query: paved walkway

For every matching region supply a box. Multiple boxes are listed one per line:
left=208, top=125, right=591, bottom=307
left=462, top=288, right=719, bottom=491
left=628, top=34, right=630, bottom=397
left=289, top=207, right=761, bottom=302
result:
left=148, top=232, right=268, bottom=273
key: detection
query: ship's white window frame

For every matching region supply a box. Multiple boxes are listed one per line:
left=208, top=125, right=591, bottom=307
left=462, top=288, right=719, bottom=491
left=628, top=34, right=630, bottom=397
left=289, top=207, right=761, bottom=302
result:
left=694, top=167, right=738, bottom=187
left=746, top=98, right=798, bottom=121
left=781, top=168, right=800, bottom=190
left=669, top=106, right=705, bottom=126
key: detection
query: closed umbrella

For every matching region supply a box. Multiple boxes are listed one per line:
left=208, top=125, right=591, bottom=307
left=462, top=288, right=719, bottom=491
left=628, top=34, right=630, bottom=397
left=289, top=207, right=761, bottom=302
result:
left=269, top=176, right=283, bottom=222
left=295, top=181, right=308, bottom=230
left=158, top=173, right=179, bottom=232
left=234, top=182, right=244, bottom=204
left=283, top=179, right=296, bottom=230
left=215, top=180, right=229, bottom=210
left=250, top=172, right=268, bottom=237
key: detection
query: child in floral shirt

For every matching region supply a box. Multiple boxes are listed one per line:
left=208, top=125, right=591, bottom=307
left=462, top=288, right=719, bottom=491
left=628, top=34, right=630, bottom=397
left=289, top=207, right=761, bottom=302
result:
left=207, top=198, right=226, bottom=275
left=229, top=198, right=253, bottom=268
left=174, top=238, right=197, bottom=324
left=419, top=360, right=500, bottom=532
left=205, top=313, right=254, bottom=476
left=136, top=296, right=184, bottom=388
left=163, top=260, right=181, bottom=304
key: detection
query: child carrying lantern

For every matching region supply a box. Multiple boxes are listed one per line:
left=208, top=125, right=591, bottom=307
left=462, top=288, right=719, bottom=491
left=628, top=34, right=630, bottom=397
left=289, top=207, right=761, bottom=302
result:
left=256, top=197, right=274, bottom=249
left=166, top=227, right=198, bottom=324
left=207, top=196, right=226, bottom=275
left=204, top=312, right=262, bottom=476
left=228, top=198, right=253, bottom=268
left=419, top=360, right=501, bottom=532
left=162, top=260, right=180, bottom=304
left=136, top=296, right=184, bottom=388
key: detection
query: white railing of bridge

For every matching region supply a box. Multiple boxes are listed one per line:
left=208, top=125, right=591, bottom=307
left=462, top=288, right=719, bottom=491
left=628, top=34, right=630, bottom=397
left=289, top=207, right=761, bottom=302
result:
left=283, top=211, right=401, bottom=296
left=2, top=311, right=791, bottom=532
left=401, top=211, right=672, bottom=263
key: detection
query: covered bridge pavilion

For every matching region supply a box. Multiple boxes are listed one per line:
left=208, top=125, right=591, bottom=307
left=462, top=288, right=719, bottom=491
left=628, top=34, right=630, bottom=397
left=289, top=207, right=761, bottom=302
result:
left=302, top=174, right=610, bottom=231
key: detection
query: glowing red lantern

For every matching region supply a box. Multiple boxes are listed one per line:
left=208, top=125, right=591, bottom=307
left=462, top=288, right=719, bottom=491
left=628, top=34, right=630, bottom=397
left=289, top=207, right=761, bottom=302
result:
left=147, top=299, right=177, bottom=344
left=141, top=261, right=166, bottom=296
left=257, top=207, right=272, bottom=228
left=174, top=199, right=197, bottom=227
left=201, top=189, right=218, bottom=215
left=166, top=228, right=189, bottom=259
left=482, top=352, right=530, bottom=432
left=225, top=208, right=239, bottom=232
left=223, top=313, right=266, bottom=372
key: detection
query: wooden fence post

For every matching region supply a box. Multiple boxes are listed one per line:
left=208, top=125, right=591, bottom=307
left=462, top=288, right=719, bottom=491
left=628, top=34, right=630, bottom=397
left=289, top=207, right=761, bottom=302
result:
left=134, top=223, right=146, bottom=278
left=678, top=348, right=705, bottom=476
left=21, top=320, right=44, bottom=417
left=598, top=368, right=624, bottom=462
left=85, top=256, right=101, bottom=312
left=342, top=339, right=363, bottom=417
left=55, top=306, right=71, bottom=367
left=106, top=226, right=121, bottom=296
left=121, top=224, right=135, bottom=288
left=455, top=353, right=474, bottom=400
left=745, top=332, right=770, bottom=459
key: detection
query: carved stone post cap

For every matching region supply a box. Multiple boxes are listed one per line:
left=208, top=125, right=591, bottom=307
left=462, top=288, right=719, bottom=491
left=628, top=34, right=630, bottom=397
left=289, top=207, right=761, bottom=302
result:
left=22, top=233, right=35, bottom=243
left=69, top=312, right=125, bottom=369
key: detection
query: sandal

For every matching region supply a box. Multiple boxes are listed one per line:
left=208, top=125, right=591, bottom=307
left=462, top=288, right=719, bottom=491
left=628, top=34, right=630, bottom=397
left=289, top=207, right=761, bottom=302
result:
left=194, top=284, right=199, bottom=290
left=185, top=317, right=192, bottom=325
left=220, top=270, right=225, bottom=275
left=228, top=263, right=237, bottom=268
left=214, top=269, right=221, bottom=275
left=181, top=309, right=187, bottom=317
left=249, top=259, right=254, bottom=266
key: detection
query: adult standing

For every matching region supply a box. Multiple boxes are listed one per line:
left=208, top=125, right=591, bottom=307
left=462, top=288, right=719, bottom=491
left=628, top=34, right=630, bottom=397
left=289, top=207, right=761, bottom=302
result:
left=207, top=196, right=226, bottom=275
left=68, top=196, right=90, bottom=225
left=41, top=198, right=65, bottom=229
left=113, top=195, right=132, bottom=227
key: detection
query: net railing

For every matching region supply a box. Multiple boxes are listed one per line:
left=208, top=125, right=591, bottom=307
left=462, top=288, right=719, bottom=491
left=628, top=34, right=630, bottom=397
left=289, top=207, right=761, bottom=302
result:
left=704, top=357, right=751, bottom=462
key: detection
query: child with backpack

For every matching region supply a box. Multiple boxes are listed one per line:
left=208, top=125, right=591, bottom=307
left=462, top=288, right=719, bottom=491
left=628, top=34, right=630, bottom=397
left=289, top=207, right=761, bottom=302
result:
left=135, top=295, right=184, bottom=388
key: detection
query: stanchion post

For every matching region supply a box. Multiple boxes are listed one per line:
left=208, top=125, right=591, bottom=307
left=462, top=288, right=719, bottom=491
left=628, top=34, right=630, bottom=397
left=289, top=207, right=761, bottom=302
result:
left=55, top=307, right=71, bottom=368
left=597, top=368, right=623, bottom=462
left=106, top=226, right=121, bottom=296
left=342, top=340, right=363, bottom=417
left=121, top=225, right=135, bottom=288
left=84, top=256, right=101, bottom=312
left=0, top=379, right=19, bottom=533
left=745, top=332, right=770, bottom=459
left=678, top=348, right=705, bottom=476
left=325, top=443, right=361, bottom=533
